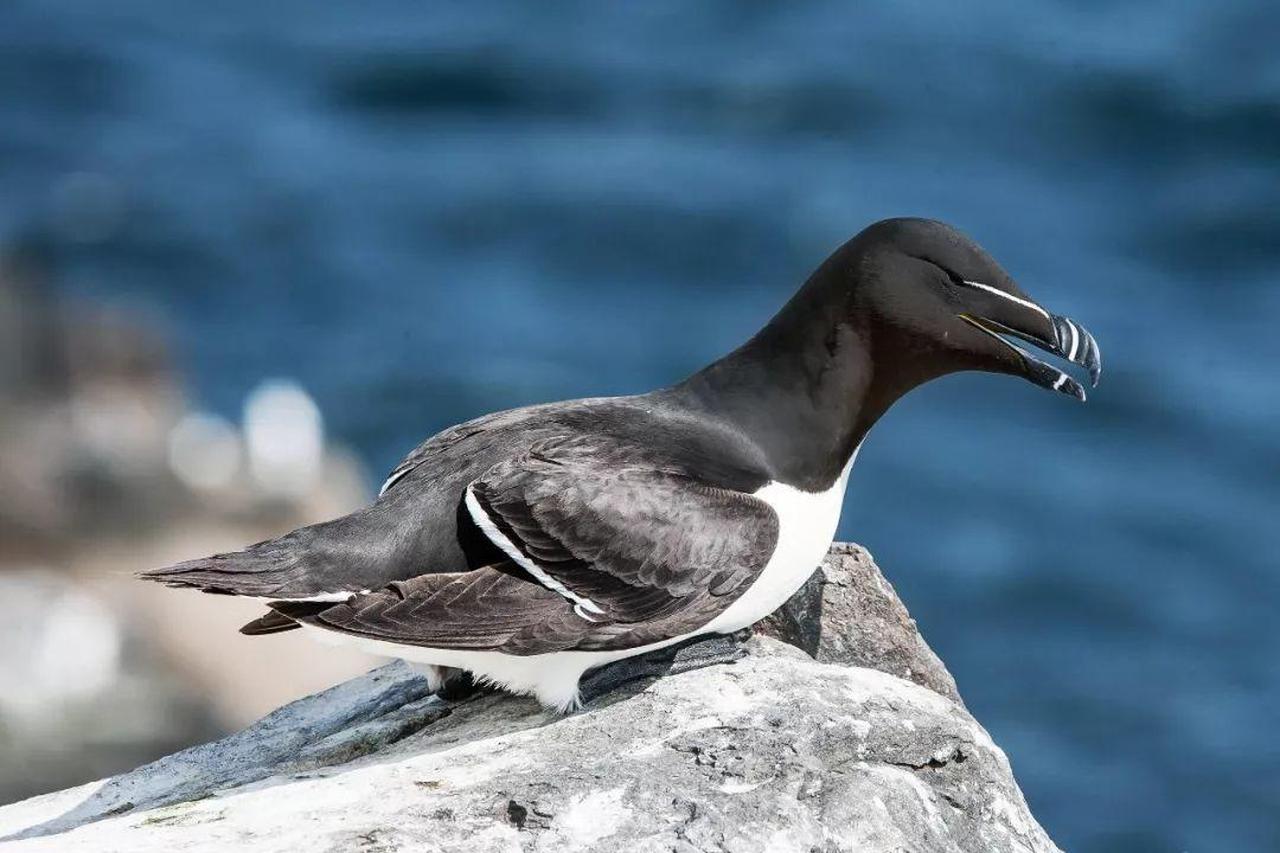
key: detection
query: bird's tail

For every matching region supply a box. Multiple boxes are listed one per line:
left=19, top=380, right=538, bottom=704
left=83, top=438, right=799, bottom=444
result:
left=137, top=535, right=318, bottom=599
left=239, top=609, right=305, bottom=635
left=239, top=604, right=331, bottom=635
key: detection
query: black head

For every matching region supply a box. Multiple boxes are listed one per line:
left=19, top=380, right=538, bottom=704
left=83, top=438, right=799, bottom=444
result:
left=839, top=217, right=1101, bottom=400
left=673, top=216, right=1103, bottom=489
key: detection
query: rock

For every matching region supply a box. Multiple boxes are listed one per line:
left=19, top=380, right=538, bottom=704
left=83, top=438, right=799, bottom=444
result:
left=0, top=546, right=1059, bottom=852
left=757, top=542, right=963, bottom=705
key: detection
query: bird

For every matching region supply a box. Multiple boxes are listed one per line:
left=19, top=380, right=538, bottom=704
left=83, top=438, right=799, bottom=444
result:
left=139, top=218, right=1101, bottom=712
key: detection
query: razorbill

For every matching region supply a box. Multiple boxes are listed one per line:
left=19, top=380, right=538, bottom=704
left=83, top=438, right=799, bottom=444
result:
left=140, top=218, right=1102, bottom=711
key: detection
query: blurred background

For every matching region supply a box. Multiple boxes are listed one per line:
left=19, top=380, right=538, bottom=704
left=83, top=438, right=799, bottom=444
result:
left=0, top=1, right=1276, bottom=849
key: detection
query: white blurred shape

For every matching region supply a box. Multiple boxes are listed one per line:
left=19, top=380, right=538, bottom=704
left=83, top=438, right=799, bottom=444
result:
left=0, top=572, right=122, bottom=722
left=70, top=389, right=165, bottom=471
left=168, top=412, right=242, bottom=492
left=34, top=588, right=122, bottom=701
left=243, top=379, right=324, bottom=500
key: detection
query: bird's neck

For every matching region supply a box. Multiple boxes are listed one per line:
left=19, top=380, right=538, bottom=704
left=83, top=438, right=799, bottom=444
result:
left=672, top=270, right=933, bottom=492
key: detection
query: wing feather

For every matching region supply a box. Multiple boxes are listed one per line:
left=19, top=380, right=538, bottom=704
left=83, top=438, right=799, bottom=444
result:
left=466, top=437, right=779, bottom=632
left=280, top=434, right=780, bottom=656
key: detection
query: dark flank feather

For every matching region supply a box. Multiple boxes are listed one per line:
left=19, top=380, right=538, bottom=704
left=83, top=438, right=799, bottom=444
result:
left=270, top=437, right=781, bottom=655
left=270, top=566, right=584, bottom=654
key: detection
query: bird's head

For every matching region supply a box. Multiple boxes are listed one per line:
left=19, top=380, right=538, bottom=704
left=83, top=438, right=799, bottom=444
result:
left=841, top=217, right=1101, bottom=401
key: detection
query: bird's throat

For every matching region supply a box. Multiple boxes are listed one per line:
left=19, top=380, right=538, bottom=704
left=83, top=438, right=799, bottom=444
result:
left=673, top=314, right=885, bottom=491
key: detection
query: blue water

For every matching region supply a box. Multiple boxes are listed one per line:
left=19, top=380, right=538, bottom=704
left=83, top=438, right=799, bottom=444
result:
left=3, top=2, right=1277, bottom=848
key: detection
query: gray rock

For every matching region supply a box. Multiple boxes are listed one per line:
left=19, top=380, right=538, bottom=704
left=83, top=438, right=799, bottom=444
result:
left=757, top=542, right=963, bottom=705
left=0, top=546, right=1058, bottom=853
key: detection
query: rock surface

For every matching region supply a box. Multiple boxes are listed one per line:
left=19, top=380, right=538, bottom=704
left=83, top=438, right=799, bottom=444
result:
left=0, top=546, right=1059, bottom=853
left=757, top=542, right=962, bottom=705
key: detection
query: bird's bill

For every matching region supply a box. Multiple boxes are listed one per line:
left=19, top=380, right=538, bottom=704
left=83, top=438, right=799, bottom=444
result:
left=957, top=299, right=1102, bottom=402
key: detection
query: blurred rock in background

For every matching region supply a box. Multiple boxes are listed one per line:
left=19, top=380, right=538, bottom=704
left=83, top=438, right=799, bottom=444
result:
left=0, top=238, right=381, bottom=805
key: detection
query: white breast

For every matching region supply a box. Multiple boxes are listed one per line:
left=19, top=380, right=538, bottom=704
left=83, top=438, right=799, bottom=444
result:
left=701, top=447, right=858, bottom=634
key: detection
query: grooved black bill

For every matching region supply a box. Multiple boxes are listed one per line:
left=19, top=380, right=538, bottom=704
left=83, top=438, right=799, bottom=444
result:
left=959, top=312, right=1101, bottom=402
left=1052, top=315, right=1102, bottom=388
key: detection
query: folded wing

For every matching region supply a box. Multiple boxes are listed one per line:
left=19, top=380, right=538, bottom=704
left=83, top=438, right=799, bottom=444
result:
left=276, top=437, right=780, bottom=654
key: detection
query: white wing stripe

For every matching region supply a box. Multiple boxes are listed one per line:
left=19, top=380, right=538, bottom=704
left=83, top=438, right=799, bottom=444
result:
left=464, top=485, right=605, bottom=619
left=961, top=280, right=1051, bottom=321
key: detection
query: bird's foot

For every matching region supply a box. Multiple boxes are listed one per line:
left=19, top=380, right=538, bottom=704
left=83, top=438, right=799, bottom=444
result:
left=437, top=669, right=483, bottom=702
left=407, top=664, right=483, bottom=702
left=577, top=630, right=750, bottom=707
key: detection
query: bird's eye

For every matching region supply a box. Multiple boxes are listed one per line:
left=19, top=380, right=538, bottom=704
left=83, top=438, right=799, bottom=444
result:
left=915, top=256, right=966, bottom=291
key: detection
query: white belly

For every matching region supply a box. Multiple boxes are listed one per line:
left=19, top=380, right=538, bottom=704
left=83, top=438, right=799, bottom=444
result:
left=299, top=624, right=674, bottom=713
left=303, top=449, right=856, bottom=712
left=701, top=449, right=855, bottom=634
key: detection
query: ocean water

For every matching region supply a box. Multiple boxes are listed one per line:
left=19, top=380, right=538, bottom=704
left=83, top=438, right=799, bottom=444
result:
left=2, top=2, right=1277, bottom=849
